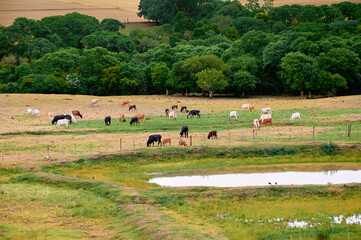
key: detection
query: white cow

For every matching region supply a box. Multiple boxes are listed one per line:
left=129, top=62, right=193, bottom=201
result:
left=27, top=108, right=32, bottom=115
left=260, top=107, right=272, bottom=115
left=252, top=119, right=260, bottom=129
left=259, top=114, right=272, bottom=124
left=55, top=119, right=69, bottom=129
left=90, top=99, right=99, bottom=107
left=169, top=111, right=177, bottom=119
left=241, top=104, right=250, bottom=111
left=228, top=111, right=238, bottom=120
left=32, top=109, right=40, bottom=117
left=290, top=112, right=301, bottom=122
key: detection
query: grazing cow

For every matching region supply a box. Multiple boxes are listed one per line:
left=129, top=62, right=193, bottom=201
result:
left=171, top=105, right=178, bottom=110
left=290, top=112, right=301, bottom=122
left=180, top=126, right=189, bottom=138
left=129, top=105, right=136, bottom=111
left=27, top=109, right=33, bottom=115
left=180, top=106, right=187, bottom=113
left=32, top=109, right=40, bottom=117
left=241, top=104, right=250, bottom=111
left=90, top=99, right=99, bottom=107
left=70, top=114, right=77, bottom=123
left=55, top=119, right=69, bottom=129
left=135, top=113, right=145, bottom=122
left=163, top=138, right=171, bottom=146
left=169, top=111, right=177, bottom=119
left=165, top=108, right=170, bottom=116
left=208, top=131, right=217, bottom=139
left=147, top=134, right=162, bottom=147
left=122, top=101, right=130, bottom=107
left=187, top=110, right=200, bottom=118
left=119, top=114, right=126, bottom=122
left=72, top=110, right=83, bottom=118
left=259, top=117, right=272, bottom=126
left=252, top=119, right=260, bottom=129
left=259, top=114, right=272, bottom=125
left=52, top=114, right=72, bottom=124
left=130, top=117, right=139, bottom=126
left=105, top=116, right=111, bottom=126
left=228, top=111, right=238, bottom=120
left=47, top=112, right=54, bottom=119
left=179, top=140, right=187, bottom=146
left=260, top=107, right=272, bottom=115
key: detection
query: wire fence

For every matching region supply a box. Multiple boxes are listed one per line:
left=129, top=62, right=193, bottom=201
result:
left=0, top=124, right=359, bottom=163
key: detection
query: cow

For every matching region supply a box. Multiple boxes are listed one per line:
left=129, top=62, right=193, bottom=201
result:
left=171, top=105, right=178, bottom=110
left=208, top=131, right=217, bottom=139
left=252, top=119, right=260, bottom=129
left=122, top=101, right=130, bottom=107
left=32, top=109, right=40, bottom=117
left=179, top=140, right=187, bottom=146
left=52, top=114, right=72, bottom=124
left=162, top=138, right=171, bottom=146
left=228, top=111, right=238, bottom=120
left=290, top=112, right=301, bottom=122
left=187, top=110, right=200, bottom=118
left=169, top=111, right=177, bottom=119
left=90, top=99, right=99, bottom=107
left=180, top=126, right=188, bottom=138
left=47, top=112, right=55, bottom=119
left=72, top=110, right=83, bottom=118
left=260, top=107, right=272, bottom=115
left=135, top=113, right=146, bottom=122
left=129, top=105, right=136, bottom=111
left=165, top=108, right=170, bottom=116
left=105, top=116, right=111, bottom=126
left=119, top=114, right=126, bottom=122
left=259, top=117, right=272, bottom=126
left=147, top=134, right=162, bottom=147
left=55, top=119, right=69, bottom=129
left=180, top=106, right=187, bottom=113
left=241, top=104, right=251, bottom=111
left=130, top=117, right=139, bottom=126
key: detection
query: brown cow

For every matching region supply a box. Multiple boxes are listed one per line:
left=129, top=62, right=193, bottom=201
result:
left=259, top=118, right=272, bottom=126
left=72, top=110, right=83, bottom=118
left=163, top=138, right=171, bottom=146
left=129, top=105, right=136, bottom=111
left=179, top=140, right=187, bottom=146
left=119, top=114, right=126, bottom=122
left=135, top=113, right=145, bottom=121
left=122, top=101, right=130, bottom=107
left=207, top=131, right=217, bottom=139
left=171, top=105, right=178, bottom=110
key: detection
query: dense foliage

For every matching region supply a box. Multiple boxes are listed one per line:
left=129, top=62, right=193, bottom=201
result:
left=0, top=1, right=360, bottom=97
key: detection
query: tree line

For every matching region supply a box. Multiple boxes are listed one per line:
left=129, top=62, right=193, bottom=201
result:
left=0, top=0, right=360, bottom=97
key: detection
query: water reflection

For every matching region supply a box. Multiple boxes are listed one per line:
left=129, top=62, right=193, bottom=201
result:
left=149, top=170, right=361, bottom=187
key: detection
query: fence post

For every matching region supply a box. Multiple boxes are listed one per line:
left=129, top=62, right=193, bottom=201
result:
left=313, top=127, right=315, bottom=140
left=119, top=138, right=122, bottom=151
left=190, top=136, right=192, bottom=146
left=253, top=129, right=255, bottom=144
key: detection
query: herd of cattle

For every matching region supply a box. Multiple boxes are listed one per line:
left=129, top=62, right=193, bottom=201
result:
left=26, top=100, right=302, bottom=148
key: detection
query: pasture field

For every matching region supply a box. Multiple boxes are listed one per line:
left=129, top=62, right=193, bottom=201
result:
left=0, top=94, right=361, bottom=239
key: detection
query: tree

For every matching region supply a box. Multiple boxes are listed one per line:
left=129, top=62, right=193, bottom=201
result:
left=196, top=68, right=228, bottom=97
left=281, top=52, right=319, bottom=98
left=151, top=62, right=170, bottom=94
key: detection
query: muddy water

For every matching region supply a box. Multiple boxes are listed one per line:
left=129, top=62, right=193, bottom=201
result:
left=149, top=170, right=361, bottom=187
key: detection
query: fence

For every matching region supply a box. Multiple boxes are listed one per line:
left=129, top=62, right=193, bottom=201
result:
left=0, top=124, right=359, bottom=163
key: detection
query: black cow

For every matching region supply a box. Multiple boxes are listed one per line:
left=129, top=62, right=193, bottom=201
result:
left=130, top=117, right=139, bottom=126
left=147, top=134, right=162, bottom=147
left=105, top=116, right=111, bottom=126
left=52, top=114, right=72, bottom=124
left=180, top=126, right=188, bottom=138
left=187, top=110, right=200, bottom=118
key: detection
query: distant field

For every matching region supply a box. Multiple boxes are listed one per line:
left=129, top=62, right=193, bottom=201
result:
left=1, top=0, right=360, bottom=27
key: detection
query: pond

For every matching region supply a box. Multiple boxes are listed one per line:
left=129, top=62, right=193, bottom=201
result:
left=149, top=170, right=361, bottom=187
